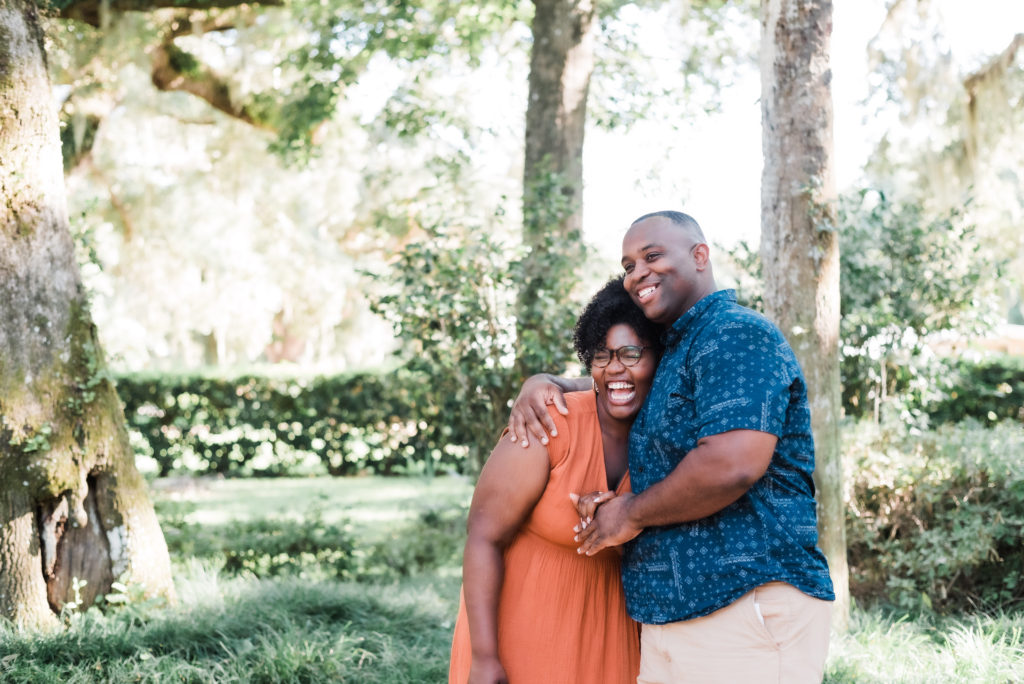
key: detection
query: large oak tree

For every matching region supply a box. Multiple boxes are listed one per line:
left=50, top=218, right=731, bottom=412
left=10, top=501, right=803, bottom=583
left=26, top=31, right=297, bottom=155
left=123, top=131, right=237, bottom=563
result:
left=1, top=0, right=175, bottom=628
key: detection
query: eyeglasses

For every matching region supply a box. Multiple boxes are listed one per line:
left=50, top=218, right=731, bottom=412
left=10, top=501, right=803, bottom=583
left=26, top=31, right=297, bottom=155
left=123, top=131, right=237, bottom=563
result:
left=592, top=345, right=649, bottom=368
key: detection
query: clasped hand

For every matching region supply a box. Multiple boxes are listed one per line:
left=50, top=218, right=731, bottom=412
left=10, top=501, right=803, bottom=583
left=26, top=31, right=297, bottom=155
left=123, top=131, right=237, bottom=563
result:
left=569, top=491, right=641, bottom=556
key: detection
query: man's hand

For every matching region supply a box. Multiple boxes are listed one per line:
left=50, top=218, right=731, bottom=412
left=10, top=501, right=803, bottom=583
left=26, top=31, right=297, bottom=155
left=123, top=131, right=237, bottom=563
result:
left=574, top=493, right=641, bottom=556
left=507, top=374, right=569, bottom=447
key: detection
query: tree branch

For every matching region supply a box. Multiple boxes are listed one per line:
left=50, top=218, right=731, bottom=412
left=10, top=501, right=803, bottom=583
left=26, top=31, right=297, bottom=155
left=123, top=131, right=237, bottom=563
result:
left=57, top=0, right=282, bottom=27
left=963, top=33, right=1023, bottom=96
left=149, top=13, right=275, bottom=131
left=962, top=33, right=1022, bottom=163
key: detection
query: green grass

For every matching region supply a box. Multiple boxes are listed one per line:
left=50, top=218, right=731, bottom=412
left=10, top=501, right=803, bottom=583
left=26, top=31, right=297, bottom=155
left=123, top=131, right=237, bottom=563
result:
left=825, top=608, right=1024, bottom=683
left=2, top=476, right=471, bottom=683
left=2, top=476, right=1023, bottom=683
left=1, top=573, right=462, bottom=682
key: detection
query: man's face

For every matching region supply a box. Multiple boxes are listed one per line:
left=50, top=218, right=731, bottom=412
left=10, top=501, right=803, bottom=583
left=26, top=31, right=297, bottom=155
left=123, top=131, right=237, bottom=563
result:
left=621, top=216, right=706, bottom=325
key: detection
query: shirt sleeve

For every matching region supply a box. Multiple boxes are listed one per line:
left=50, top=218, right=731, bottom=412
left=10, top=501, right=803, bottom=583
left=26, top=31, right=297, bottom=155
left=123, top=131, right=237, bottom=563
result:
left=690, top=314, right=796, bottom=440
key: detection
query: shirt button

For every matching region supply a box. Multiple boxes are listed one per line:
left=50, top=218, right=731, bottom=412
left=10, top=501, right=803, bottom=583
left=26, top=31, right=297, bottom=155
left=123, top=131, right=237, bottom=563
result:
left=637, top=466, right=645, bottom=473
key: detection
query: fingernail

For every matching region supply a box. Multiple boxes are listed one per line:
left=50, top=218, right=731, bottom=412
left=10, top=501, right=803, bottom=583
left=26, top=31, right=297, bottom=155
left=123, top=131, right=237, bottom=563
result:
left=573, top=525, right=579, bottom=533
left=574, top=535, right=579, bottom=542
left=541, top=437, right=548, bottom=445
left=551, top=429, right=558, bottom=437
left=582, top=520, right=588, bottom=529
left=586, top=517, right=592, bottom=524
left=521, top=440, right=528, bottom=447
left=576, top=547, right=583, bottom=554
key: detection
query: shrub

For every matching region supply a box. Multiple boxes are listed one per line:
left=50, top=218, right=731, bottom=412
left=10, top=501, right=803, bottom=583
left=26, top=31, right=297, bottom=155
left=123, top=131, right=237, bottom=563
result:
left=360, top=503, right=469, bottom=581
left=845, top=417, right=1024, bottom=612
left=158, top=500, right=357, bottom=580
left=157, top=495, right=468, bottom=582
left=367, top=219, right=587, bottom=474
left=116, top=369, right=465, bottom=477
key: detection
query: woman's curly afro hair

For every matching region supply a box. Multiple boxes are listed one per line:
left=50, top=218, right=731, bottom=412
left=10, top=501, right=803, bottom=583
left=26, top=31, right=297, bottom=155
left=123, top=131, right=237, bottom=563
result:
left=573, top=275, right=664, bottom=372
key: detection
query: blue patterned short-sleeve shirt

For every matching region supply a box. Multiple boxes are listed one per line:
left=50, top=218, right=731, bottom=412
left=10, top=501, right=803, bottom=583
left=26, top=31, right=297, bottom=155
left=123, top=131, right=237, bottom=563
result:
left=622, top=289, right=834, bottom=624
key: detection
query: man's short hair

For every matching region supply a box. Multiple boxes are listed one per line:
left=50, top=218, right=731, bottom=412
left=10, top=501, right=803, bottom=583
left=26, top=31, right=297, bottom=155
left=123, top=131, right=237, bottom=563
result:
left=631, top=210, right=706, bottom=243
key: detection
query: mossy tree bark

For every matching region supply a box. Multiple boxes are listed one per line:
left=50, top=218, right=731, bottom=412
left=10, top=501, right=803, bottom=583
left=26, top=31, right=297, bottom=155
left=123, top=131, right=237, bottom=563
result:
left=0, top=0, right=174, bottom=629
left=759, top=0, right=849, bottom=630
left=517, top=0, right=596, bottom=376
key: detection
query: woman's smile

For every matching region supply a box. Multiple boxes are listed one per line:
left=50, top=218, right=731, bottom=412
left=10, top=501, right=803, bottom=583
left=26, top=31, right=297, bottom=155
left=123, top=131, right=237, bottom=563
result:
left=605, top=380, right=637, bottom=404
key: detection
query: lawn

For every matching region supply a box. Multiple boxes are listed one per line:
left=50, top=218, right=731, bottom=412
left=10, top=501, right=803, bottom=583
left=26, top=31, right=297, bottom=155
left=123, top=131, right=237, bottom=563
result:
left=151, top=473, right=473, bottom=543
left=1, top=476, right=1022, bottom=683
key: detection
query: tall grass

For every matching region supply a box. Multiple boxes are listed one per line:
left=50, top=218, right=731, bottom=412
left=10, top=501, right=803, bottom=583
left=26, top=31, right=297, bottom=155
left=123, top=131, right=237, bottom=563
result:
left=825, top=607, right=1024, bottom=683
left=2, top=476, right=1023, bottom=683
left=1, top=571, right=461, bottom=682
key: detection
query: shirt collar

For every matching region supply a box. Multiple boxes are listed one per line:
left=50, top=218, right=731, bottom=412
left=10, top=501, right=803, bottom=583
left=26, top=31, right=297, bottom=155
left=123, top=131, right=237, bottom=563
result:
left=661, top=289, right=737, bottom=349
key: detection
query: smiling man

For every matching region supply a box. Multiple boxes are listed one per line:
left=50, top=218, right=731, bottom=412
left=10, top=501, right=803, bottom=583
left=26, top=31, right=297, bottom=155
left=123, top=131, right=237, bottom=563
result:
left=508, top=210, right=835, bottom=683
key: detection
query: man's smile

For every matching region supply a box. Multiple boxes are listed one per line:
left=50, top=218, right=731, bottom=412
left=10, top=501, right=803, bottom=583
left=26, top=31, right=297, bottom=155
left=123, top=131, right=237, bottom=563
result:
left=637, top=284, right=658, bottom=302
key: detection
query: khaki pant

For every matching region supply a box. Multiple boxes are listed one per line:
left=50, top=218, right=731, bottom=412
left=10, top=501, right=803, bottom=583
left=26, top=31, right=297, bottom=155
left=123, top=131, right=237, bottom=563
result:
left=637, top=582, right=832, bottom=684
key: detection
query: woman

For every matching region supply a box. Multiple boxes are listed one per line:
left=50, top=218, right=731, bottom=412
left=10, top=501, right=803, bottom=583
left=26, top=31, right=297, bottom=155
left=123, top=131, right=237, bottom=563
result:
left=448, top=276, right=663, bottom=684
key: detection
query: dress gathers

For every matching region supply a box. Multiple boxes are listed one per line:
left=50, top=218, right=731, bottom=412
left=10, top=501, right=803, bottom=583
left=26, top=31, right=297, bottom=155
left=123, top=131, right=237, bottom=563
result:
left=448, top=391, right=640, bottom=684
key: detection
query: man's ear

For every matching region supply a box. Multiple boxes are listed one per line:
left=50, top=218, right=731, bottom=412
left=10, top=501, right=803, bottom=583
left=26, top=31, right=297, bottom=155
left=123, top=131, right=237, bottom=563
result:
left=693, top=243, right=710, bottom=270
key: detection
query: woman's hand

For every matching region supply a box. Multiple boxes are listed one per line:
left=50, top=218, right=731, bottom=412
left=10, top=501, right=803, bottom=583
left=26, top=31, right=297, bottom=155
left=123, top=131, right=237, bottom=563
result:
left=569, top=490, right=617, bottom=529
left=467, top=655, right=509, bottom=684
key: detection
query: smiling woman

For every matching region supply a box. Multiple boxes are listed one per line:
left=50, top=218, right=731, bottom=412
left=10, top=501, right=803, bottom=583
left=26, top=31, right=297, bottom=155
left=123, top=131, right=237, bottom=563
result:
left=591, top=335, right=655, bottom=430
left=447, top=276, right=662, bottom=684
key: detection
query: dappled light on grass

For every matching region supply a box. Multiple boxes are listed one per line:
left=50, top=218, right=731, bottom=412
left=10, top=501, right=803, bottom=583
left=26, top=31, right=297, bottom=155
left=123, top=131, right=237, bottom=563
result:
left=154, top=474, right=471, bottom=538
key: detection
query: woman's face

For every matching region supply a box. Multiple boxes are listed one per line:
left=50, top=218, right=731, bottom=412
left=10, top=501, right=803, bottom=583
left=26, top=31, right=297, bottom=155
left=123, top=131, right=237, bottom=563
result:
left=591, top=323, right=658, bottom=423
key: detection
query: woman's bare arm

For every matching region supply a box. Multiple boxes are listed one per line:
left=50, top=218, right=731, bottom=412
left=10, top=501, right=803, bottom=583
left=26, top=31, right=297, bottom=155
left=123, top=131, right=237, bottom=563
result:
left=462, top=435, right=550, bottom=682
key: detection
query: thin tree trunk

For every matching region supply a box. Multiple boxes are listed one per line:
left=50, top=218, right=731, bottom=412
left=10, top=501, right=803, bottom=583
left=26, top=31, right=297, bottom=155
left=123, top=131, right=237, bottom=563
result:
left=0, top=0, right=174, bottom=629
left=523, top=0, right=594, bottom=235
left=517, top=0, right=595, bottom=375
left=759, top=0, right=849, bottom=630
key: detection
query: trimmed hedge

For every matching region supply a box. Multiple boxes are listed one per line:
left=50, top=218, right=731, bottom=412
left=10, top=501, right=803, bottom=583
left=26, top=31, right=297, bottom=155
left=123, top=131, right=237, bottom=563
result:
left=926, top=355, right=1024, bottom=425
left=116, top=355, right=1022, bottom=478
left=115, top=355, right=1022, bottom=478
left=114, top=370, right=469, bottom=477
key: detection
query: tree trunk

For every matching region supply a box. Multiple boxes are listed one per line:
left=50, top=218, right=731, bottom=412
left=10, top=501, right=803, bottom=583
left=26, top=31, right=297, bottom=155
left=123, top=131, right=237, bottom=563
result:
left=517, top=0, right=595, bottom=375
left=759, top=0, right=848, bottom=630
left=0, top=0, right=174, bottom=629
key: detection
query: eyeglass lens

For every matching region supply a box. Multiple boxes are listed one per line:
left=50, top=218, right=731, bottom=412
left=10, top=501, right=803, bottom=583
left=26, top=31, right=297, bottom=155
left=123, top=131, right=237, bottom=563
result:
left=593, top=346, right=645, bottom=367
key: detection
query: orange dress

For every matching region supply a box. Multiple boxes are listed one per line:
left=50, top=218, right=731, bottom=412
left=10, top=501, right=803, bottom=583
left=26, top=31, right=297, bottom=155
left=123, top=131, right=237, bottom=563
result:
left=448, top=391, right=640, bottom=684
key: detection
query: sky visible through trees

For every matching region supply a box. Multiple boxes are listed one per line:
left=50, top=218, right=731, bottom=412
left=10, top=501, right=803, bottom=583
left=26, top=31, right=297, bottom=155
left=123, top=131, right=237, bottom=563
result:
left=582, top=0, right=1024, bottom=263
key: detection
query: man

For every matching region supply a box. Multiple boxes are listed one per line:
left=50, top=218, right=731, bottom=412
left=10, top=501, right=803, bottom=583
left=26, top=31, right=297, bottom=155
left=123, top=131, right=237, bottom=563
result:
left=508, top=210, right=834, bottom=683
